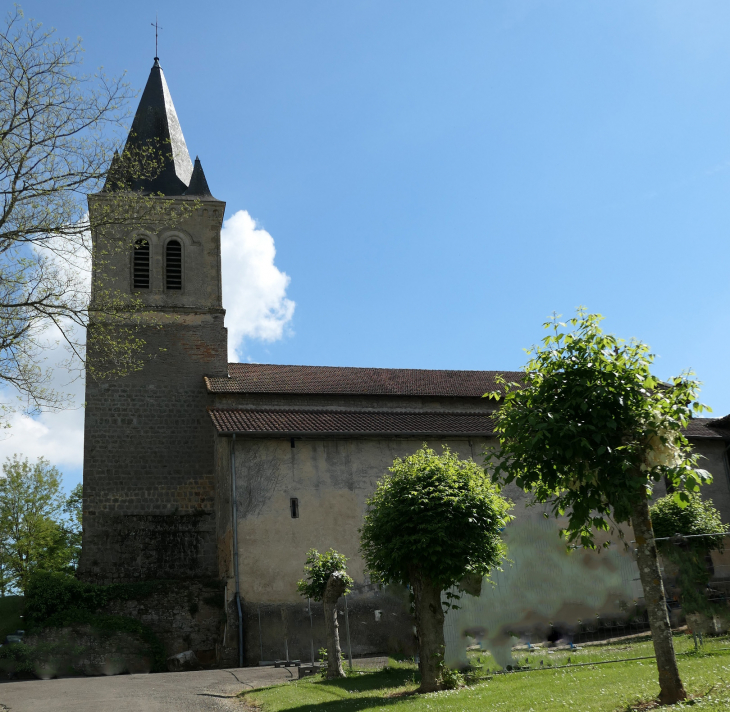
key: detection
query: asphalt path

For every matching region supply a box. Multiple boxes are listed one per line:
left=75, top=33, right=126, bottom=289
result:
left=0, top=666, right=294, bottom=712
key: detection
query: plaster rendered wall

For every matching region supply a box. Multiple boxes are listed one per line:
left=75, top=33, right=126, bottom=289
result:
left=230, top=436, right=493, bottom=603
left=219, top=435, right=508, bottom=664
left=218, top=431, right=729, bottom=665
left=691, top=439, right=730, bottom=525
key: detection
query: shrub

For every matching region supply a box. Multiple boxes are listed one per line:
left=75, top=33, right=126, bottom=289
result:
left=651, top=493, right=725, bottom=545
left=651, top=493, right=726, bottom=616
left=23, top=571, right=169, bottom=671
left=296, top=549, right=353, bottom=601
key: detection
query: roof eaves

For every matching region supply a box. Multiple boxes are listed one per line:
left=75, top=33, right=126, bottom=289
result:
left=214, top=430, right=495, bottom=438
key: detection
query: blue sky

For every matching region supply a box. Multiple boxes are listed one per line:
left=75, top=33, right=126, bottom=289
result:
left=4, top=1, right=730, bottom=489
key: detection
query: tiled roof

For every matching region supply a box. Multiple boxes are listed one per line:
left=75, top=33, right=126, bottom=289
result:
left=711, top=414, right=730, bottom=429
left=684, top=417, right=730, bottom=440
left=205, top=364, right=522, bottom=397
left=208, top=408, right=730, bottom=440
left=208, top=408, right=496, bottom=436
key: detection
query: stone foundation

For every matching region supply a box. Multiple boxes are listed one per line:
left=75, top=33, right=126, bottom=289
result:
left=19, top=626, right=152, bottom=678
left=104, top=580, right=226, bottom=664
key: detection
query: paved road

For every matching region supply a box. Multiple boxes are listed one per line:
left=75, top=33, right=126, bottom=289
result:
left=0, top=666, right=294, bottom=712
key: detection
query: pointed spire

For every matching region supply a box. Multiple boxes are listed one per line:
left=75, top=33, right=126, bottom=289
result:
left=184, top=156, right=215, bottom=198
left=119, top=59, right=193, bottom=195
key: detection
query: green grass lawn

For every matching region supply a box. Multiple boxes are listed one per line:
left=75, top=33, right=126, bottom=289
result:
left=0, top=596, right=24, bottom=641
left=242, top=635, right=730, bottom=712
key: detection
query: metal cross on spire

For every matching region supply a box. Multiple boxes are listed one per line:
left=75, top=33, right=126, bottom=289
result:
left=151, top=15, right=162, bottom=59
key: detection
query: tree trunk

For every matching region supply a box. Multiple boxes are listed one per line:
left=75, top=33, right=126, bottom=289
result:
left=632, top=495, right=687, bottom=705
left=411, top=567, right=445, bottom=693
left=322, top=572, right=347, bottom=679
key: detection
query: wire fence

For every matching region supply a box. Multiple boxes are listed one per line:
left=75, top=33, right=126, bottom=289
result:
left=442, top=526, right=730, bottom=668
left=250, top=528, right=730, bottom=670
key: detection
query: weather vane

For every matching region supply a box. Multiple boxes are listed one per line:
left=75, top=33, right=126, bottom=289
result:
left=151, top=15, right=162, bottom=59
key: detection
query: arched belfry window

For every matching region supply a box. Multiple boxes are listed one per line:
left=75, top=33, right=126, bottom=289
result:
left=165, top=240, right=182, bottom=290
left=132, top=239, right=150, bottom=289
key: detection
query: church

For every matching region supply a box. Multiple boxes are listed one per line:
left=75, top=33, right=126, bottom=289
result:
left=79, top=58, right=730, bottom=668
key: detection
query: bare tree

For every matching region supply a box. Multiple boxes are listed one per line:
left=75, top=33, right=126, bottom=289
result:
left=0, top=8, right=192, bottom=423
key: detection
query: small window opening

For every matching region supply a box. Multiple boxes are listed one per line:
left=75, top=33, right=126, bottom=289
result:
left=165, top=239, right=182, bottom=290
left=290, top=497, right=299, bottom=519
left=133, top=239, right=150, bottom=289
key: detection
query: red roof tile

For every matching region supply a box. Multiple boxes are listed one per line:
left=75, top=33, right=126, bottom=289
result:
left=208, top=408, right=496, bottom=436
left=207, top=408, right=730, bottom=440
left=206, top=364, right=522, bottom=397
left=684, top=417, right=730, bottom=439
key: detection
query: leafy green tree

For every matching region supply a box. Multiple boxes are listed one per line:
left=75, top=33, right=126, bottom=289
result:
left=61, top=483, right=83, bottom=572
left=0, top=456, right=78, bottom=592
left=0, top=541, right=11, bottom=596
left=360, top=446, right=513, bottom=692
left=651, top=493, right=725, bottom=617
left=486, top=309, right=711, bottom=705
left=297, top=549, right=353, bottom=679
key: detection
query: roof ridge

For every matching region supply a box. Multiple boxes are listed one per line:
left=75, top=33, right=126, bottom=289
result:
left=224, top=363, right=521, bottom=374
left=206, top=365, right=522, bottom=397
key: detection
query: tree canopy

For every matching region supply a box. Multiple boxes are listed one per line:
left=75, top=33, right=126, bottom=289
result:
left=651, top=493, right=726, bottom=617
left=361, top=446, right=513, bottom=591
left=0, top=455, right=80, bottom=593
left=297, top=548, right=353, bottom=679
left=485, top=309, right=710, bottom=704
left=485, top=309, right=711, bottom=548
left=296, top=549, right=353, bottom=602
left=0, top=8, right=193, bottom=422
left=360, top=446, right=512, bottom=692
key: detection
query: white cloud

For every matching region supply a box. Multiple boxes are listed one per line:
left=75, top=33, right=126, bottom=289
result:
left=221, top=210, right=295, bottom=361
left=0, top=406, right=85, bottom=471
left=0, top=333, right=85, bottom=486
left=0, top=209, right=295, bottom=480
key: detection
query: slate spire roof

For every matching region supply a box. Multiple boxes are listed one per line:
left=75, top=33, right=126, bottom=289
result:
left=184, top=156, right=215, bottom=197
left=118, top=58, right=195, bottom=195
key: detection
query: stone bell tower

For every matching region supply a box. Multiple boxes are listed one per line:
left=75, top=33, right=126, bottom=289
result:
left=79, top=58, right=228, bottom=584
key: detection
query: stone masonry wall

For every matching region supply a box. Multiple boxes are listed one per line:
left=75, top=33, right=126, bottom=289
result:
left=105, top=580, right=226, bottom=665
left=80, top=318, right=227, bottom=583
left=24, top=625, right=153, bottom=678
left=81, top=192, right=228, bottom=585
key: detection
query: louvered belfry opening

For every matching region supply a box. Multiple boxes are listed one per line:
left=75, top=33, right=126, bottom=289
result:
left=132, top=239, right=150, bottom=289
left=165, top=239, right=182, bottom=290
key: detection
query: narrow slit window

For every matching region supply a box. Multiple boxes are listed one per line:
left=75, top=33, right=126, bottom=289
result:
left=290, top=498, right=299, bottom=519
left=133, top=239, right=150, bottom=289
left=165, top=239, right=182, bottom=290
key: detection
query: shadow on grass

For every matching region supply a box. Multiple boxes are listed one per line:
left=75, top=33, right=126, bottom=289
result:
left=243, top=667, right=421, bottom=712
left=323, top=667, right=416, bottom=693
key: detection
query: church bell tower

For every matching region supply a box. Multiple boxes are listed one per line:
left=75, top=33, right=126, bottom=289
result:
left=79, top=58, right=228, bottom=585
